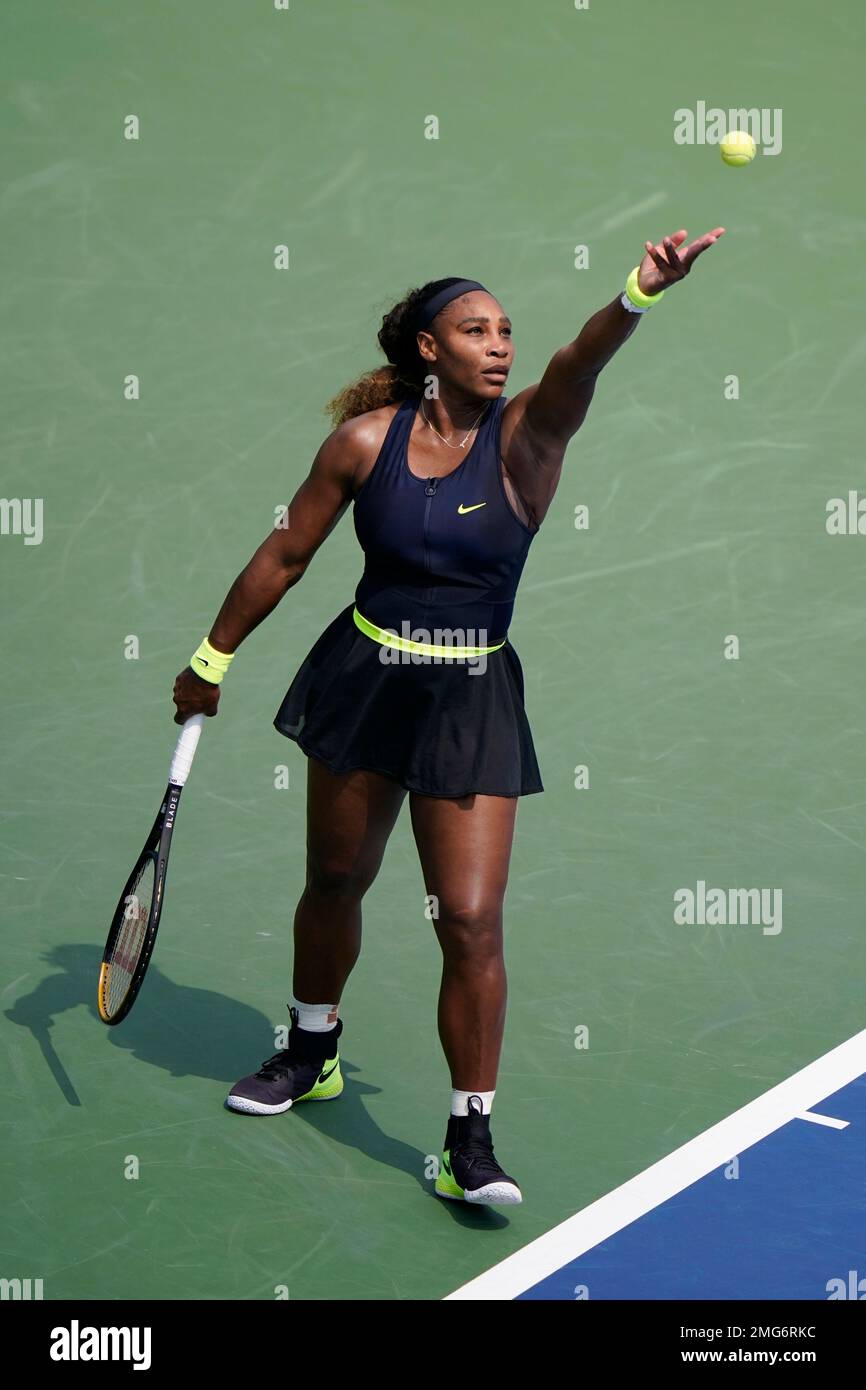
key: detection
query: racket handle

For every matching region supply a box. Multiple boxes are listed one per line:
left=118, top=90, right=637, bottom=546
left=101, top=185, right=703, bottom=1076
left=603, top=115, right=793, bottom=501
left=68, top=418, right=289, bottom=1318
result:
left=169, top=713, right=205, bottom=787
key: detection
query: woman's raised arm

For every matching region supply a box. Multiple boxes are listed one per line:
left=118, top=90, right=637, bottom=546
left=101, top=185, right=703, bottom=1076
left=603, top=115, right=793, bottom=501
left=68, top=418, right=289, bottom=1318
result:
left=500, top=227, right=725, bottom=526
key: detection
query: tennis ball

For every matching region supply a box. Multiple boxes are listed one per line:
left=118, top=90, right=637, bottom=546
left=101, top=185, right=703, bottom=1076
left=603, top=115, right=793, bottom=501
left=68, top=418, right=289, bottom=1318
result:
left=720, top=129, right=756, bottom=167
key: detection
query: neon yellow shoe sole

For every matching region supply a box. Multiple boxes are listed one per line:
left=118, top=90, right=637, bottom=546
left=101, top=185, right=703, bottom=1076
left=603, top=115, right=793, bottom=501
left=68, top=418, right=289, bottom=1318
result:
left=434, top=1148, right=523, bottom=1205
left=296, top=1058, right=344, bottom=1102
left=434, top=1149, right=465, bottom=1201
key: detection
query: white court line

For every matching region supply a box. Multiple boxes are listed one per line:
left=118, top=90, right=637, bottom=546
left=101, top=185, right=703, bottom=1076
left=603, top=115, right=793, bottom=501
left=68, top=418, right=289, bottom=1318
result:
left=445, top=1028, right=866, bottom=1301
left=797, top=1111, right=849, bottom=1130
left=599, top=191, right=668, bottom=233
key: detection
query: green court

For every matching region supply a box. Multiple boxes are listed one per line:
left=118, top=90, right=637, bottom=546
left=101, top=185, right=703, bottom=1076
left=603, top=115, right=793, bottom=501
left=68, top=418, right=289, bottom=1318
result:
left=1, top=0, right=864, bottom=1301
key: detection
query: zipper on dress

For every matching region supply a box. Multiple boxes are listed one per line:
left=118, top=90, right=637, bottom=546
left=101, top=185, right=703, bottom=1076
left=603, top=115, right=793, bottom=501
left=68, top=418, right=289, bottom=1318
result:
left=423, top=476, right=438, bottom=575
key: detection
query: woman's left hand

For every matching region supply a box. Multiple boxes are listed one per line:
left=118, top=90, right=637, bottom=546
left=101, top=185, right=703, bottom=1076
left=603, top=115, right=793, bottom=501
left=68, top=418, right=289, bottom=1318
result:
left=638, top=227, right=726, bottom=296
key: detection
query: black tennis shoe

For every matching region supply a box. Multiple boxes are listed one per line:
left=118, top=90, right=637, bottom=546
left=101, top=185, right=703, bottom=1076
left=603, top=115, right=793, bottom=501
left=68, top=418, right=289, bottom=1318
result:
left=434, top=1095, right=523, bottom=1204
left=226, top=1007, right=344, bottom=1115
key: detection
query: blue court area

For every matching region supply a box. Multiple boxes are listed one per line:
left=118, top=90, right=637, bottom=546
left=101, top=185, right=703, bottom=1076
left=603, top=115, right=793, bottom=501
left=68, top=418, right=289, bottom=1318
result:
left=519, top=1076, right=866, bottom=1300
left=445, top=1035, right=866, bottom=1301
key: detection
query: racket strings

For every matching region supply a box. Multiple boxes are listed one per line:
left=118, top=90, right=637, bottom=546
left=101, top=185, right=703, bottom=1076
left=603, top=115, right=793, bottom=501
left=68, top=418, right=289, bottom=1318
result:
left=107, top=858, right=155, bottom=1015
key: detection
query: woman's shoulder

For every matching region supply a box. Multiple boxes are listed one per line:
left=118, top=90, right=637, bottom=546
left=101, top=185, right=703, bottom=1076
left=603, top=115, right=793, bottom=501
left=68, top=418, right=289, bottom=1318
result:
left=335, top=397, right=412, bottom=462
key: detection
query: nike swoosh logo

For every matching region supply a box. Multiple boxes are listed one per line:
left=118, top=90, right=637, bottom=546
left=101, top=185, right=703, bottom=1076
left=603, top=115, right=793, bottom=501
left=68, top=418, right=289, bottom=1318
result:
left=458, top=502, right=487, bottom=514
left=442, top=1157, right=452, bottom=1177
left=318, top=1061, right=338, bottom=1084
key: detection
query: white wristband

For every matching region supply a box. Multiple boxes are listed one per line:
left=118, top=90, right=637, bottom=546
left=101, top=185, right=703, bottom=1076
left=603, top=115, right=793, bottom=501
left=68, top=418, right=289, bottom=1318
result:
left=620, top=290, right=648, bottom=315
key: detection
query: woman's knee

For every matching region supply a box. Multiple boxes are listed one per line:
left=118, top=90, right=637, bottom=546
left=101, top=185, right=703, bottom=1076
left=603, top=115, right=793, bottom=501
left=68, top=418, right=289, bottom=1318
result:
left=434, top=901, right=504, bottom=960
left=305, top=853, right=379, bottom=902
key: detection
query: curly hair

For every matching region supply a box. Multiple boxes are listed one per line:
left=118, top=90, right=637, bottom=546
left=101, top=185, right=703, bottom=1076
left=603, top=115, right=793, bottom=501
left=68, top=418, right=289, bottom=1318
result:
left=324, top=278, right=473, bottom=427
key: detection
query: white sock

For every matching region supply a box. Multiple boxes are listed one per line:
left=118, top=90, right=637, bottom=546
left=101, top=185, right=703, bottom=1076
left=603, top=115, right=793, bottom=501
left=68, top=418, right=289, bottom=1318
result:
left=451, top=1089, right=495, bottom=1116
left=291, top=997, right=339, bottom=1032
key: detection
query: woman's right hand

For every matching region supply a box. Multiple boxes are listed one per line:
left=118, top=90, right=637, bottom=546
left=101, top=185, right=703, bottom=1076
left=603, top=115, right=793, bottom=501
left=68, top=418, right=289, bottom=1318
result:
left=172, top=666, right=221, bottom=725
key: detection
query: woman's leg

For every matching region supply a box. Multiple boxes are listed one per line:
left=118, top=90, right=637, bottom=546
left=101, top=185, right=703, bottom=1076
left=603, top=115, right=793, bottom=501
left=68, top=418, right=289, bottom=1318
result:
left=408, top=792, right=519, bottom=1090
left=292, top=756, right=408, bottom=1003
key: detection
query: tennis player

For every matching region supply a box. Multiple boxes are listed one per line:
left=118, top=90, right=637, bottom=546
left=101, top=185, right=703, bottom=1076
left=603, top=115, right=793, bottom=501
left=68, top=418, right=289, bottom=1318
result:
left=173, top=228, right=724, bottom=1205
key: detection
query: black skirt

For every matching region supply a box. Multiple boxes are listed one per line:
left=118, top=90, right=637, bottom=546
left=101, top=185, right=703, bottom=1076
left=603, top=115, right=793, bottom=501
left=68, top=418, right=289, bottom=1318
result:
left=273, top=603, right=544, bottom=799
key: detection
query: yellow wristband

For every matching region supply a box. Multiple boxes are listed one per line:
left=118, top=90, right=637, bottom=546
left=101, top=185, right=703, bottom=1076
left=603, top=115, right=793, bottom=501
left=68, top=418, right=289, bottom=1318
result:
left=190, top=637, right=235, bottom=685
left=625, top=265, right=665, bottom=309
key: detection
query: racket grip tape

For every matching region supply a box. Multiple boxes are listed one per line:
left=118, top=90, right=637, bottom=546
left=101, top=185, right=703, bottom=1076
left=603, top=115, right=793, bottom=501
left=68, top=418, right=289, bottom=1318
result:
left=169, top=714, right=205, bottom=787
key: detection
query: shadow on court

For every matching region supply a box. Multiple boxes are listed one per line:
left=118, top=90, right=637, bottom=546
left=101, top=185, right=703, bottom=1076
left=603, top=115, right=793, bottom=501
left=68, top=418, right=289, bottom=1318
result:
left=4, top=943, right=502, bottom=1212
left=5, top=943, right=275, bottom=1083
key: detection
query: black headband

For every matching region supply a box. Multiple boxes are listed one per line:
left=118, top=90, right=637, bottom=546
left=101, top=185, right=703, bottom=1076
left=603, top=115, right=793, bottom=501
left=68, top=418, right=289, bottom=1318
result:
left=414, top=279, right=488, bottom=333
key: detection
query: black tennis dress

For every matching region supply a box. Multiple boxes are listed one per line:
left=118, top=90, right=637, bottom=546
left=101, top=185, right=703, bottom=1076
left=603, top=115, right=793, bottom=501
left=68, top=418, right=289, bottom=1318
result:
left=273, top=392, right=544, bottom=798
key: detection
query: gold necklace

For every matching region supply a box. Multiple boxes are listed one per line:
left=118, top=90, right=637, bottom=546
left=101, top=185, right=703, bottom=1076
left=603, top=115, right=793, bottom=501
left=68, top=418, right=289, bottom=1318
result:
left=420, top=399, right=489, bottom=448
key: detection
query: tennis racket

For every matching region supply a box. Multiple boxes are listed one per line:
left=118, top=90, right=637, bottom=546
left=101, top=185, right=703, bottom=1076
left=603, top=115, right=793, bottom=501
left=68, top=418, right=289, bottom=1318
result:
left=97, top=714, right=205, bottom=1025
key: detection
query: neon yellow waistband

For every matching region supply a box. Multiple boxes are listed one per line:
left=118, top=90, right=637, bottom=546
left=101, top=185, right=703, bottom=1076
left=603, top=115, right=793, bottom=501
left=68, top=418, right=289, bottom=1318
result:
left=352, top=606, right=505, bottom=657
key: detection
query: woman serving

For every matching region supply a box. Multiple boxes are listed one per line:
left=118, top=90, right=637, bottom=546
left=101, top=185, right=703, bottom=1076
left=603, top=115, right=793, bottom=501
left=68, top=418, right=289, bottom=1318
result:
left=172, top=226, right=724, bottom=1205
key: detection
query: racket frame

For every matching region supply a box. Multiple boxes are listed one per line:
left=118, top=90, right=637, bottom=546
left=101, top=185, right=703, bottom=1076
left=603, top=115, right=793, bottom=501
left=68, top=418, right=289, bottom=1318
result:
left=97, top=712, right=204, bottom=1025
left=97, top=782, right=183, bottom=1025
